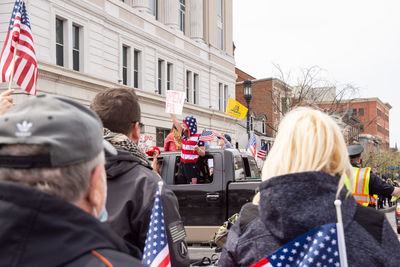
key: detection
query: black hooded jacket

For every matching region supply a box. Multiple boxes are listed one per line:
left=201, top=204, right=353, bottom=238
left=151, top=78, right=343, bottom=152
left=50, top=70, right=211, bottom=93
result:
left=105, top=148, right=190, bottom=267
left=0, top=181, right=143, bottom=267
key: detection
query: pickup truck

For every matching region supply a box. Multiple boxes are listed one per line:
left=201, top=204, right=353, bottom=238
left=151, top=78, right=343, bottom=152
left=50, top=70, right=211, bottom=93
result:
left=155, top=148, right=261, bottom=244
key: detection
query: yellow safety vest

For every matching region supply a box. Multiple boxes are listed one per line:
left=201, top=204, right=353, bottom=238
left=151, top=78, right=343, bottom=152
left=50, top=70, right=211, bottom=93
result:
left=344, top=167, right=376, bottom=207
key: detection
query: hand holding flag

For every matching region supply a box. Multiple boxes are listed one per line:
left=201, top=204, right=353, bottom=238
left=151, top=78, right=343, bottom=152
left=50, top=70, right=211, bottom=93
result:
left=199, top=130, right=222, bottom=142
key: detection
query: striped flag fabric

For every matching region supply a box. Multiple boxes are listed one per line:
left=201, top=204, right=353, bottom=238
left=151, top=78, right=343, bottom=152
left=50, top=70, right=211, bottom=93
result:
left=257, top=143, right=267, bottom=160
left=0, top=0, right=38, bottom=95
left=199, top=130, right=221, bottom=141
left=251, top=223, right=342, bottom=267
left=246, top=133, right=257, bottom=158
left=142, top=182, right=171, bottom=267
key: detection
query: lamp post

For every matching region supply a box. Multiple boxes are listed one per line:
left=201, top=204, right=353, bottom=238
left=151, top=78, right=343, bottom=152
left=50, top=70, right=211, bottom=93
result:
left=243, top=79, right=253, bottom=140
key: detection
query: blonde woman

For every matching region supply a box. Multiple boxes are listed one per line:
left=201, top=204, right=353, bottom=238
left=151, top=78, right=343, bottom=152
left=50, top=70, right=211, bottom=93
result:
left=164, top=125, right=182, bottom=151
left=219, top=107, right=400, bottom=267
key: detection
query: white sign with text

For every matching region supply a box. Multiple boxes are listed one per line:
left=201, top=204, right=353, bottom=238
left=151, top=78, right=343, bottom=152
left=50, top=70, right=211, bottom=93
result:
left=165, top=90, right=185, bottom=115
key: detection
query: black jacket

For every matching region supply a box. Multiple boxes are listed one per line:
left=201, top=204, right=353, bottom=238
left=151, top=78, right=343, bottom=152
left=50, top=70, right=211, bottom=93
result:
left=0, top=181, right=143, bottom=267
left=220, top=172, right=400, bottom=266
left=105, top=148, right=190, bottom=267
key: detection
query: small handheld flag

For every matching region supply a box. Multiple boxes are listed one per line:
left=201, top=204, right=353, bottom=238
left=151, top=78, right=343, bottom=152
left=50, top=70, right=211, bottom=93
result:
left=199, top=130, right=222, bottom=142
left=142, top=181, right=171, bottom=267
left=0, top=0, right=38, bottom=95
left=246, top=133, right=257, bottom=158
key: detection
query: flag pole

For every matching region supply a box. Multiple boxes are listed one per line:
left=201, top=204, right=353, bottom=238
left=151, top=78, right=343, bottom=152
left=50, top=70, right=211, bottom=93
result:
left=8, top=36, right=18, bottom=91
left=334, top=199, right=348, bottom=267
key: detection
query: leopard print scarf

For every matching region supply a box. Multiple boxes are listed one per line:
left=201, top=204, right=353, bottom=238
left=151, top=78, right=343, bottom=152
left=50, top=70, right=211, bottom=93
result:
left=103, top=128, right=151, bottom=168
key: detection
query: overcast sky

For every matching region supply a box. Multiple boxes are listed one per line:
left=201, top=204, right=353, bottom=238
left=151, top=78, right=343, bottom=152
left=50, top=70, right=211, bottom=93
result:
left=233, top=0, right=400, bottom=147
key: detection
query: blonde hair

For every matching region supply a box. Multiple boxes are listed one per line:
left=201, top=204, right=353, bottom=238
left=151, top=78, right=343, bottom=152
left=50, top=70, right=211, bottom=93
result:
left=253, top=107, right=353, bottom=204
left=172, top=126, right=182, bottom=150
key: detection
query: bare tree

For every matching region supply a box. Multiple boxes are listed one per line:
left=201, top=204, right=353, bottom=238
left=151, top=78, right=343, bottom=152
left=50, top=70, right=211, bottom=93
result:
left=267, top=64, right=360, bottom=139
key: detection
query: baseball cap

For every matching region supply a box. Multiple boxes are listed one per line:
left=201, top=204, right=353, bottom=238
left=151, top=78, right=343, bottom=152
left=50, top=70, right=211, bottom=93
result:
left=0, top=94, right=116, bottom=168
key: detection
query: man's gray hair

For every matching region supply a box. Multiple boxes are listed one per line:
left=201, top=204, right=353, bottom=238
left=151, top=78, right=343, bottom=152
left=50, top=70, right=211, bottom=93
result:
left=0, top=144, right=104, bottom=204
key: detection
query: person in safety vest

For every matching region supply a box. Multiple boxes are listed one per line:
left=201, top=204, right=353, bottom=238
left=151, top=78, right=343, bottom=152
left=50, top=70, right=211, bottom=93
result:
left=347, top=144, right=400, bottom=207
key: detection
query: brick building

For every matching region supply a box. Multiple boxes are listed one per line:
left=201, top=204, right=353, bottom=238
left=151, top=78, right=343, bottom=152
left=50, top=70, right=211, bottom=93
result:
left=318, top=98, right=391, bottom=149
left=235, top=68, right=291, bottom=146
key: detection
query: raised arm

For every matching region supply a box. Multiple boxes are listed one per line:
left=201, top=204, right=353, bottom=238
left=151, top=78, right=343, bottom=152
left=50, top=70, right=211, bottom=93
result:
left=170, top=113, right=183, bottom=133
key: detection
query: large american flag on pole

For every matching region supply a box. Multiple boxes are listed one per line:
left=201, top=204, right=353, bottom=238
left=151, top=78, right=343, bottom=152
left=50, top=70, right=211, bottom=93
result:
left=0, top=0, right=38, bottom=95
left=142, top=182, right=171, bottom=267
left=251, top=223, right=343, bottom=267
left=246, top=133, right=257, bottom=158
left=199, top=130, right=222, bottom=141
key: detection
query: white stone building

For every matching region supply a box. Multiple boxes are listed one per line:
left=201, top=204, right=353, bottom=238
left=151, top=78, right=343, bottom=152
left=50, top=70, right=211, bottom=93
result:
left=0, top=0, right=236, bottom=148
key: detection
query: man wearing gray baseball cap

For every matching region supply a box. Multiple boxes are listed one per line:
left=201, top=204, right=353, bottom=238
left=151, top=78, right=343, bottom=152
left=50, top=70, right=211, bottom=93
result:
left=0, top=95, right=144, bottom=266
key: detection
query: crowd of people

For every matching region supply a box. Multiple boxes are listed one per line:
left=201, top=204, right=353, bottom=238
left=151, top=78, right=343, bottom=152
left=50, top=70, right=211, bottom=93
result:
left=0, top=88, right=399, bottom=266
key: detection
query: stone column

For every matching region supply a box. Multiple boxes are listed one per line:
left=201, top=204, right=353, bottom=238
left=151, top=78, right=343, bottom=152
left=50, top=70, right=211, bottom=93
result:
left=164, top=0, right=179, bottom=29
left=132, top=0, right=150, bottom=13
left=190, top=0, right=203, bottom=41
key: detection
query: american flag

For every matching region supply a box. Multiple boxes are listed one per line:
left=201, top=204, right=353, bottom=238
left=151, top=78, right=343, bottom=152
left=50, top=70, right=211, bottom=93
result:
left=246, top=133, right=257, bottom=158
left=0, top=0, right=37, bottom=95
left=199, top=130, right=221, bottom=141
left=257, top=143, right=267, bottom=160
left=142, top=182, right=171, bottom=267
left=251, top=223, right=342, bottom=267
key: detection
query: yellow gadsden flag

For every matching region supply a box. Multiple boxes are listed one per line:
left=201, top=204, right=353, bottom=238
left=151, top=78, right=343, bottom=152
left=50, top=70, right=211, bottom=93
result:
left=225, top=97, right=248, bottom=119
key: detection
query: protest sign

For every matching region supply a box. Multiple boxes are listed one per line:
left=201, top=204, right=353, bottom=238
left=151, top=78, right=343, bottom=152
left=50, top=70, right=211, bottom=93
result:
left=165, top=90, right=185, bottom=115
left=139, top=135, right=154, bottom=153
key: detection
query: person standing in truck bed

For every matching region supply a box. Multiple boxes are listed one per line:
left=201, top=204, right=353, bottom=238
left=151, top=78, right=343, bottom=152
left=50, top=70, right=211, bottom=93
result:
left=170, top=114, right=205, bottom=184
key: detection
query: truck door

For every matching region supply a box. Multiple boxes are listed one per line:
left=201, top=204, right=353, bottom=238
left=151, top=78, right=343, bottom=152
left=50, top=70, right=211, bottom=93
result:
left=168, top=152, right=225, bottom=226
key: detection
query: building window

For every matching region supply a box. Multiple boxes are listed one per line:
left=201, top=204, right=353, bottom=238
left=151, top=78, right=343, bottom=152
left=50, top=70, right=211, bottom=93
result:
left=156, top=127, right=169, bottom=147
left=223, top=85, right=228, bottom=111
left=360, top=125, right=364, bottom=132
left=358, top=108, right=364, bottom=116
left=262, top=117, right=266, bottom=134
left=122, top=46, right=128, bottom=85
left=185, top=70, right=191, bottom=102
left=158, top=59, right=164, bottom=95
left=193, top=73, right=198, bottom=104
left=72, top=25, right=80, bottom=71
left=56, top=18, right=64, bottom=67
left=349, top=108, right=357, bottom=117
left=218, top=83, right=223, bottom=111
left=149, top=0, right=158, bottom=19
left=134, top=49, right=140, bottom=88
left=167, top=63, right=172, bottom=91
left=217, top=0, right=223, bottom=49
left=273, top=94, right=278, bottom=113
left=179, top=0, right=185, bottom=33
left=250, top=114, right=254, bottom=131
